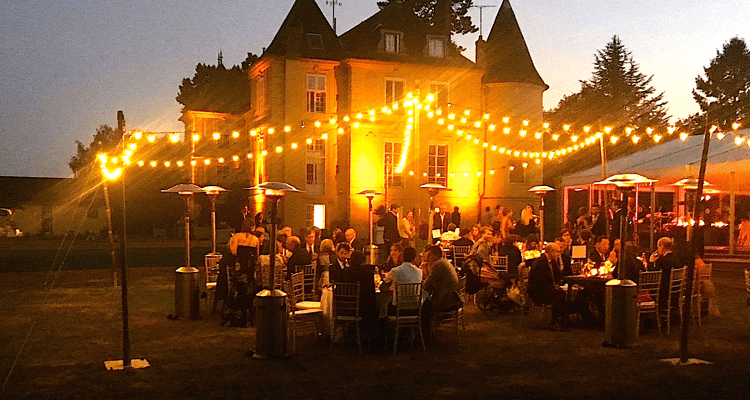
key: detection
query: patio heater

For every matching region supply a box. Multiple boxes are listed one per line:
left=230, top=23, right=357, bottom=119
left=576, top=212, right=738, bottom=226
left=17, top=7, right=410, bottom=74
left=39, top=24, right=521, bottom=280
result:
left=671, top=177, right=716, bottom=240
left=246, top=182, right=303, bottom=359
left=420, top=183, right=449, bottom=245
left=357, top=189, right=381, bottom=264
left=161, top=183, right=204, bottom=320
left=594, top=173, right=655, bottom=348
left=528, top=185, right=555, bottom=245
left=202, top=185, right=228, bottom=286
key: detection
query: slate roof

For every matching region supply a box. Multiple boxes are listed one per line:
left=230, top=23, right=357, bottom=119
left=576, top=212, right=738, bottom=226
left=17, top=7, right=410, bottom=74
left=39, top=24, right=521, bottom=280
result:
left=483, top=0, right=547, bottom=88
left=264, top=0, right=343, bottom=60
left=338, top=0, right=476, bottom=68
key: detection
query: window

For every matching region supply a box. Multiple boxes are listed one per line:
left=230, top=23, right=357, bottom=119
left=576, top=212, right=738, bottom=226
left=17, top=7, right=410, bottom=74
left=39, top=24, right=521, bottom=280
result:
left=385, top=142, right=403, bottom=187
left=306, top=33, right=324, bottom=50
left=306, top=74, right=326, bottom=113
left=385, top=78, right=405, bottom=105
left=255, top=70, right=267, bottom=116
left=306, top=163, right=320, bottom=185
left=509, top=160, right=525, bottom=183
left=306, top=204, right=326, bottom=229
left=428, top=144, right=448, bottom=186
left=429, top=83, right=449, bottom=110
left=383, top=31, right=402, bottom=53
left=306, top=139, right=326, bottom=152
left=427, top=36, right=445, bottom=58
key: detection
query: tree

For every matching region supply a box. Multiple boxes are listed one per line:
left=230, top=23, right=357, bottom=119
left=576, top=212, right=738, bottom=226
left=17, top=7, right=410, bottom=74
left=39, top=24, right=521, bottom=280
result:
left=692, top=37, right=750, bottom=131
left=176, top=52, right=258, bottom=115
left=544, top=36, right=670, bottom=177
left=377, top=0, right=477, bottom=35
left=68, top=124, right=121, bottom=174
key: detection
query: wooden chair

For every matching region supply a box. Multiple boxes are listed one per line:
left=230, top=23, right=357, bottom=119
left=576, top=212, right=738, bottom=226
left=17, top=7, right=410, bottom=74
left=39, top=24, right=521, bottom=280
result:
left=570, top=261, right=583, bottom=275
left=385, top=282, right=426, bottom=355
left=331, top=282, right=363, bottom=354
left=296, top=263, right=318, bottom=301
left=691, top=263, right=712, bottom=326
left=285, top=273, right=322, bottom=353
left=637, top=270, right=662, bottom=337
left=433, top=290, right=466, bottom=346
left=659, top=267, right=687, bottom=334
left=492, top=255, right=509, bottom=274
left=453, top=245, right=472, bottom=269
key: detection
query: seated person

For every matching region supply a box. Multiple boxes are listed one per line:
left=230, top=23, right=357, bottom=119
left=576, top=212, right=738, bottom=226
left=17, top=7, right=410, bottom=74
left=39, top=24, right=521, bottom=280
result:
left=553, top=236, right=573, bottom=280
left=328, top=242, right=351, bottom=283
left=588, top=235, right=610, bottom=266
left=339, top=251, right=378, bottom=327
left=423, top=245, right=460, bottom=313
left=285, top=236, right=312, bottom=280
left=383, top=247, right=423, bottom=312
left=452, top=228, right=475, bottom=247
left=497, top=234, right=523, bottom=278
left=380, top=243, right=404, bottom=273
left=527, top=243, right=568, bottom=330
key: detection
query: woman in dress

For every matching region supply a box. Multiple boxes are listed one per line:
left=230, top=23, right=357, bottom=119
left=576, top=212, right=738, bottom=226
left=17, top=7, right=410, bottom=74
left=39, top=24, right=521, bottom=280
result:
left=223, top=219, right=259, bottom=326
left=399, top=210, right=416, bottom=247
left=513, top=205, right=537, bottom=240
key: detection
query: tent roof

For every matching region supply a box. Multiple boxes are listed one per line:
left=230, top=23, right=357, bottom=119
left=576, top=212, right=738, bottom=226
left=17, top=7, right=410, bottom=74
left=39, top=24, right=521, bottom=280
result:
left=561, top=129, right=750, bottom=189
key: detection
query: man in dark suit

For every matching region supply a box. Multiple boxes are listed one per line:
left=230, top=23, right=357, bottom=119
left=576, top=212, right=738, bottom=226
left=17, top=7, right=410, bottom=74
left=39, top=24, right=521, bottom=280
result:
left=379, top=204, right=400, bottom=255
left=328, top=242, right=351, bottom=283
left=339, top=251, right=378, bottom=332
left=588, top=236, right=610, bottom=266
left=527, top=243, right=568, bottom=330
left=649, top=237, right=681, bottom=312
left=432, top=204, right=451, bottom=243
left=451, top=206, right=462, bottom=228
left=553, top=237, right=572, bottom=279
left=589, top=204, right=607, bottom=237
left=345, top=228, right=365, bottom=253
left=303, top=229, right=319, bottom=259
left=285, top=236, right=312, bottom=279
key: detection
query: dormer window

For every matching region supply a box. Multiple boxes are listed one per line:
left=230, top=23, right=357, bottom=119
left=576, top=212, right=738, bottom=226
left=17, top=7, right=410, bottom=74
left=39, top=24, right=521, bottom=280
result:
left=307, top=33, right=324, bottom=50
left=427, top=36, right=446, bottom=58
left=383, top=31, right=402, bottom=53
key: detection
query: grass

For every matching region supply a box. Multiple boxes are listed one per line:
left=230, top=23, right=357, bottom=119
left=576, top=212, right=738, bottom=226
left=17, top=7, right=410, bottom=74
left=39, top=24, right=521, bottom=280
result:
left=1, top=263, right=750, bottom=399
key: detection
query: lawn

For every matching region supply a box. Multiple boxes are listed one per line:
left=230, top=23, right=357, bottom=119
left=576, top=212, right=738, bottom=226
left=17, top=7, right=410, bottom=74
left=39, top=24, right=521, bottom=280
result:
left=1, top=264, right=749, bottom=399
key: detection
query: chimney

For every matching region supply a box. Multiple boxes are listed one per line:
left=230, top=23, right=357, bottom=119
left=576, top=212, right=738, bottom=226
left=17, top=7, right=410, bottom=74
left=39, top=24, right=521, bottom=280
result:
left=475, top=37, right=486, bottom=68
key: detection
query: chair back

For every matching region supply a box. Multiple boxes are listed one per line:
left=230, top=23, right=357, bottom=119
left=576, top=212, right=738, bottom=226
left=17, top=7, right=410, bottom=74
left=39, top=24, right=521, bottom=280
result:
left=745, top=269, right=750, bottom=297
left=638, top=270, right=662, bottom=306
left=517, top=263, right=530, bottom=293
left=394, top=282, right=422, bottom=312
left=693, top=263, right=712, bottom=295
left=670, top=267, right=687, bottom=297
left=290, top=271, right=305, bottom=303
left=453, top=245, right=472, bottom=267
left=332, top=282, right=360, bottom=318
left=492, top=255, right=509, bottom=274
left=457, top=275, right=467, bottom=302
left=260, top=258, right=285, bottom=289
left=296, top=263, right=317, bottom=300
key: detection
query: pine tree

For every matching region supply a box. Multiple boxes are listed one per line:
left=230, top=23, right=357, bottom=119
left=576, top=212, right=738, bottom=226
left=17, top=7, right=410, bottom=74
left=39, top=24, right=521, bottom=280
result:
left=176, top=52, right=258, bottom=115
left=376, top=0, right=477, bottom=35
left=68, top=125, right=121, bottom=174
left=544, top=36, right=669, bottom=177
left=692, top=37, right=750, bottom=130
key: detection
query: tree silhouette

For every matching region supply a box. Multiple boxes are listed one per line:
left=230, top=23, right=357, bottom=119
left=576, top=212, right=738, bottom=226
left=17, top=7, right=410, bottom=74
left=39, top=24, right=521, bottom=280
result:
left=376, top=0, right=477, bottom=35
left=176, top=52, right=259, bottom=115
left=544, top=36, right=670, bottom=177
left=68, top=124, right=121, bottom=174
left=692, top=37, right=750, bottom=131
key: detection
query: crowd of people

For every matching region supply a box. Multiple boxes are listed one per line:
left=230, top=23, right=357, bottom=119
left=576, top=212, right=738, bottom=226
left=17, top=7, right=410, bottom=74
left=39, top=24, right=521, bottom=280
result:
left=216, top=200, right=718, bottom=338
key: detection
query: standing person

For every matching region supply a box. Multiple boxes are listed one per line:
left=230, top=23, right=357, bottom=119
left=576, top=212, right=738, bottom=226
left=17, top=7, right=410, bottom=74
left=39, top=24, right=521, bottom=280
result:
left=514, top=205, right=537, bottom=240
left=432, top=204, right=451, bottom=237
left=527, top=243, right=568, bottom=331
left=500, top=207, right=515, bottom=240
left=483, top=206, right=493, bottom=225
left=399, top=210, right=416, bottom=247
left=223, top=219, right=259, bottom=326
left=379, top=204, right=400, bottom=257
left=451, top=206, right=462, bottom=228
left=345, top=227, right=365, bottom=253
left=589, top=203, right=607, bottom=237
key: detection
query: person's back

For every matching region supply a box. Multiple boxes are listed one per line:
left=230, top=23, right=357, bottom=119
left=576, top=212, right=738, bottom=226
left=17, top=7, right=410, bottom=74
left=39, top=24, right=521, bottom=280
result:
left=385, top=247, right=423, bottom=304
left=423, top=256, right=459, bottom=312
left=340, top=251, right=377, bottom=321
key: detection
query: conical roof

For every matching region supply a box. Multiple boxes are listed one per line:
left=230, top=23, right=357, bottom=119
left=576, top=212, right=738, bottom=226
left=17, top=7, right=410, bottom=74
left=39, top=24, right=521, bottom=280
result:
left=264, top=0, right=342, bottom=60
left=483, top=0, right=547, bottom=88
